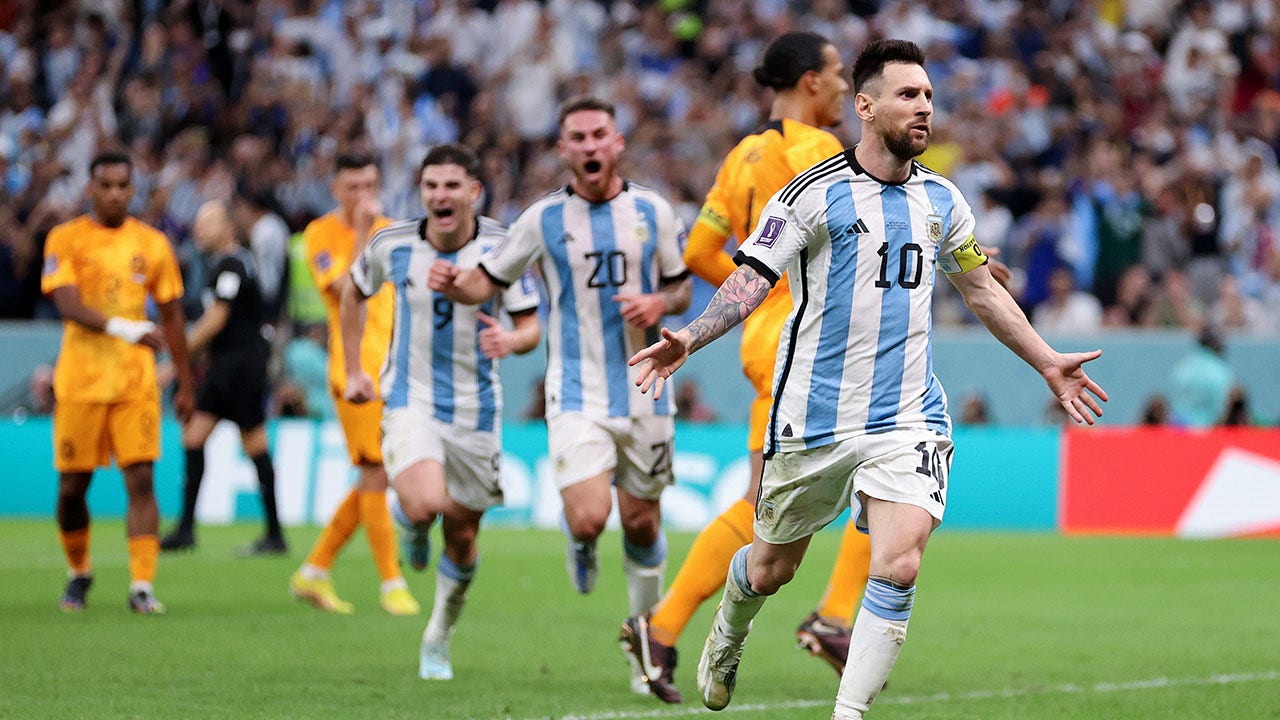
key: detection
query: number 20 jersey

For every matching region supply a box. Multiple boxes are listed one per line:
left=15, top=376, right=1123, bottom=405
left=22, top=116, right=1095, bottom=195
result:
left=736, top=151, right=988, bottom=456
left=351, top=216, right=539, bottom=432
left=480, top=182, right=690, bottom=419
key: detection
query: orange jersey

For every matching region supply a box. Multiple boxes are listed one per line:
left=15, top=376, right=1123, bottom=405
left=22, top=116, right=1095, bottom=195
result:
left=303, top=212, right=394, bottom=396
left=41, top=215, right=184, bottom=403
left=684, top=118, right=844, bottom=357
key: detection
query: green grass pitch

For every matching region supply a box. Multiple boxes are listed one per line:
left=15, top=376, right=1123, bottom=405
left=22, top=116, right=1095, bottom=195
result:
left=1, top=520, right=1276, bottom=719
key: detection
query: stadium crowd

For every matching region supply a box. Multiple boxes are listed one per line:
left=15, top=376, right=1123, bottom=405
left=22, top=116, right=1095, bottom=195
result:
left=2, top=1, right=1279, bottom=334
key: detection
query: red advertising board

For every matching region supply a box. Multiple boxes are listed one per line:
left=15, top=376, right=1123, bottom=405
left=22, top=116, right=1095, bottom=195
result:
left=1061, top=428, right=1280, bottom=537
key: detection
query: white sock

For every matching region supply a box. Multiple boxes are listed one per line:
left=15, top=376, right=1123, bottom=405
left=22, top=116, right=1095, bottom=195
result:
left=715, top=546, right=765, bottom=642
left=833, top=579, right=915, bottom=718
left=300, top=564, right=328, bottom=581
left=623, top=533, right=667, bottom=615
left=129, top=580, right=153, bottom=594
left=425, top=555, right=476, bottom=644
left=380, top=577, right=407, bottom=593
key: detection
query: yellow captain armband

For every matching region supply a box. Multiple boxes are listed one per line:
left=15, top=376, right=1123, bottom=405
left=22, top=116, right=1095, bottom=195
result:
left=938, top=235, right=987, bottom=275
left=695, top=204, right=731, bottom=235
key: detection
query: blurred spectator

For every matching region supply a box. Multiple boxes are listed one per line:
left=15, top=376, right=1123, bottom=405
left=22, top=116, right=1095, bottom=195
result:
left=277, top=323, right=331, bottom=420
left=1103, top=265, right=1154, bottom=327
left=1033, top=264, right=1103, bottom=335
left=1220, top=386, right=1254, bottom=427
left=957, top=391, right=992, bottom=426
left=1209, top=274, right=1268, bottom=334
left=1147, top=268, right=1206, bottom=329
left=1169, top=327, right=1235, bottom=428
left=1139, top=395, right=1170, bottom=426
left=674, top=381, right=716, bottom=423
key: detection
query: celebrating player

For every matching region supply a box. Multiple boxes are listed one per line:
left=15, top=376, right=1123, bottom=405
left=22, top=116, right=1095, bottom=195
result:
left=342, top=144, right=540, bottom=680
left=630, top=40, right=1108, bottom=717
left=621, top=32, right=867, bottom=703
left=429, top=96, right=692, bottom=695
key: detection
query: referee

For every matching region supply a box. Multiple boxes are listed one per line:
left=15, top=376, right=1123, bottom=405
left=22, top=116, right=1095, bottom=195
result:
left=161, top=201, right=285, bottom=555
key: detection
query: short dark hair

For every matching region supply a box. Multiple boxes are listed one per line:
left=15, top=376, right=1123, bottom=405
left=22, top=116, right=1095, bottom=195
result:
left=89, top=151, right=132, bottom=176
left=851, top=39, right=925, bottom=94
left=557, top=95, right=615, bottom=128
left=752, top=32, right=831, bottom=90
left=335, top=151, right=378, bottom=173
left=419, top=143, right=480, bottom=179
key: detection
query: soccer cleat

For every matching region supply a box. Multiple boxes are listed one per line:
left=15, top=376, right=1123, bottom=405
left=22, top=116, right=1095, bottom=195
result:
left=380, top=586, right=421, bottom=616
left=418, top=638, right=454, bottom=680
left=795, top=611, right=852, bottom=675
left=128, top=588, right=167, bottom=615
left=400, top=523, right=431, bottom=572
left=619, top=615, right=683, bottom=703
left=565, top=540, right=598, bottom=594
left=696, top=609, right=746, bottom=711
left=159, top=529, right=195, bottom=552
left=288, top=571, right=355, bottom=614
left=59, top=574, right=93, bottom=612
left=237, top=535, right=288, bottom=557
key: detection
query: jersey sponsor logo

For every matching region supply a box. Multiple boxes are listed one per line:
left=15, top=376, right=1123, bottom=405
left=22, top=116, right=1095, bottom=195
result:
left=315, top=250, right=332, bottom=272
left=755, top=216, right=786, bottom=247
left=43, top=255, right=58, bottom=276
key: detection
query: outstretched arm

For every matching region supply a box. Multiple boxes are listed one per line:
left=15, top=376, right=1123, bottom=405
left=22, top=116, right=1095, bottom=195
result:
left=948, top=264, right=1108, bottom=424
left=629, top=264, right=772, bottom=399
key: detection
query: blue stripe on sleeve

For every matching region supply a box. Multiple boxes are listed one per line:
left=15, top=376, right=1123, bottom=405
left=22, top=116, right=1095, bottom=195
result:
left=386, top=246, right=414, bottom=410
left=542, top=204, right=583, bottom=412
left=867, top=185, right=912, bottom=431
left=805, top=180, right=859, bottom=448
left=589, top=201, right=631, bottom=417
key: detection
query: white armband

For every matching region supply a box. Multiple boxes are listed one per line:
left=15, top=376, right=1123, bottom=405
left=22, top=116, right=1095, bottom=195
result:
left=105, top=317, right=157, bottom=344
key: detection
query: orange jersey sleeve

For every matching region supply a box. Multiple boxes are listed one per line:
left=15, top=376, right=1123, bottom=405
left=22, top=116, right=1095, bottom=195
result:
left=684, top=119, right=844, bottom=288
left=43, top=216, right=180, bottom=403
left=303, top=212, right=395, bottom=395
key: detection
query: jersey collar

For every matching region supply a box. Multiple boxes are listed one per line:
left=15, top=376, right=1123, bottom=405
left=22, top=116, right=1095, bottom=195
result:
left=844, top=146, right=917, bottom=186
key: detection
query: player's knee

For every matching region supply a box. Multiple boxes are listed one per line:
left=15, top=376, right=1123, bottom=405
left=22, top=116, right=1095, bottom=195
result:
left=618, top=509, right=660, bottom=545
left=564, top=506, right=607, bottom=540
left=444, top=523, right=478, bottom=556
left=880, top=553, right=922, bottom=586
left=747, top=557, right=797, bottom=596
left=398, top=494, right=435, bottom=525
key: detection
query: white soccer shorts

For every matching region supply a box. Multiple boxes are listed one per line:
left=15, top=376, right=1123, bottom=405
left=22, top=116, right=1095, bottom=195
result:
left=381, top=406, right=504, bottom=512
left=545, top=412, right=675, bottom=500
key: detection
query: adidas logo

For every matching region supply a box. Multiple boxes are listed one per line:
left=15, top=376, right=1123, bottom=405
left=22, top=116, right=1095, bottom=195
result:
left=781, top=424, right=793, bottom=438
left=845, top=218, right=871, bottom=236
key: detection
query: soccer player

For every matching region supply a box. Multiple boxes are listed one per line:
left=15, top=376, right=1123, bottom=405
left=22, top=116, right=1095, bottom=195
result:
left=621, top=32, right=867, bottom=703
left=630, top=40, right=1108, bottom=717
left=429, top=96, right=692, bottom=694
left=289, top=153, right=419, bottom=616
left=341, top=144, right=540, bottom=680
left=42, top=150, right=195, bottom=615
left=159, top=201, right=285, bottom=555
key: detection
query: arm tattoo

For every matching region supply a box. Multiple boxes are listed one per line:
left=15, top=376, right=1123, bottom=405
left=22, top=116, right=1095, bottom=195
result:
left=685, top=266, right=772, bottom=353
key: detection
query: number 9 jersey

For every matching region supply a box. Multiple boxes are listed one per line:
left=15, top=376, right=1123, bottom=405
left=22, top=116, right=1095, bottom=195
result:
left=350, top=216, right=539, bottom=432
left=479, top=182, right=689, bottom=419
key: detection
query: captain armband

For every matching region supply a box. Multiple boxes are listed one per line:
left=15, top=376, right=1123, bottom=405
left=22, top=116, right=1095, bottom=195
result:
left=938, top=235, right=987, bottom=275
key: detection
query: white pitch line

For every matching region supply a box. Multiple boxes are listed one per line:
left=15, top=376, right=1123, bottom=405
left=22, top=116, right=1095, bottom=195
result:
left=526, top=670, right=1280, bottom=720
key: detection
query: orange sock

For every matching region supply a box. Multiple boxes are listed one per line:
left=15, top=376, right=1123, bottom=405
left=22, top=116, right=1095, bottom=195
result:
left=306, top=488, right=361, bottom=570
left=649, top=499, right=755, bottom=646
left=815, top=519, right=872, bottom=624
left=127, top=535, right=159, bottom=584
left=59, top=527, right=91, bottom=575
left=358, top=490, right=400, bottom=582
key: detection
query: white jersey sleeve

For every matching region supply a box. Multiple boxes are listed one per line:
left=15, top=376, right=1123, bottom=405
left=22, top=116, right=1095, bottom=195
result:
left=655, top=201, right=690, bottom=282
left=735, top=196, right=815, bottom=285
left=350, top=229, right=390, bottom=298
left=500, top=270, right=541, bottom=314
left=478, top=205, right=546, bottom=286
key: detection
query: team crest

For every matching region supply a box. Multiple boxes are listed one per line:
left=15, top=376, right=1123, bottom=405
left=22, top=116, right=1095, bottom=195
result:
left=43, top=255, right=58, bottom=276
left=315, top=250, right=332, bottom=272
left=757, top=500, right=777, bottom=527
left=633, top=224, right=649, bottom=243
left=927, top=214, right=944, bottom=242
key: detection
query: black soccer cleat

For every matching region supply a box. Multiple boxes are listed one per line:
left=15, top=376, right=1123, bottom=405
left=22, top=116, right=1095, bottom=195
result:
left=237, top=535, right=288, bottom=557
left=159, top=528, right=196, bottom=552
left=795, top=611, right=851, bottom=675
left=620, top=614, right=683, bottom=703
left=59, top=574, right=94, bottom=612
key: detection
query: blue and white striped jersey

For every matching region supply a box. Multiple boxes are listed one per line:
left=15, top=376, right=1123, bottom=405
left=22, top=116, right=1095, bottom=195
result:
left=351, top=216, right=540, bottom=432
left=480, top=182, right=689, bottom=419
left=736, top=151, right=987, bottom=455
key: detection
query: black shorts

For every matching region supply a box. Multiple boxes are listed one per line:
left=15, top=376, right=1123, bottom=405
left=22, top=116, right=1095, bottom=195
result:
left=196, top=348, right=270, bottom=429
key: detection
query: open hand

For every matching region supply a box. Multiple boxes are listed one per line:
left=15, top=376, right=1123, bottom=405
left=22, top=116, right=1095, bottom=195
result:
left=628, top=327, right=691, bottom=400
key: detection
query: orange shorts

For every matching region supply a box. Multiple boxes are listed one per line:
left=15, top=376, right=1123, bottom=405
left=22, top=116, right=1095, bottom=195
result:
left=334, top=396, right=384, bottom=466
left=53, top=398, right=161, bottom=472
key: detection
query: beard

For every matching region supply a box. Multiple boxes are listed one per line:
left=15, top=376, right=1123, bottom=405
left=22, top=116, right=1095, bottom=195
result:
left=883, top=123, right=930, bottom=160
